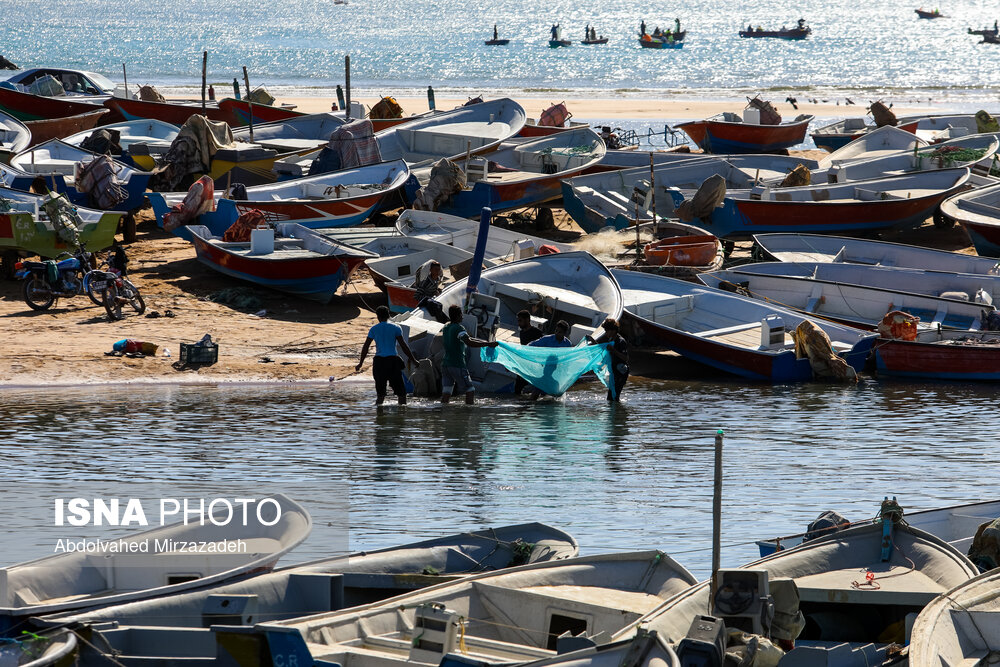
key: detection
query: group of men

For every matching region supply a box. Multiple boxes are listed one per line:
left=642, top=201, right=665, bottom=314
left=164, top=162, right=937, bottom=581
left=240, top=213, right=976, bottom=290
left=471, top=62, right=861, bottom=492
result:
left=356, top=305, right=629, bottom=406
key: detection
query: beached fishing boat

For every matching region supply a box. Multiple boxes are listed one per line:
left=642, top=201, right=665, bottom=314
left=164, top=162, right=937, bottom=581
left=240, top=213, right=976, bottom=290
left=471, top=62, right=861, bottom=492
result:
left=0, top=627, right=76, bottom=667
left=671, top=168, right=970, bottom=240
left=611, top=269, right=876, bottom=381
left=231, top=112, right=346, bottom=152
left=870, top=328, right=1000, bottom=380
left=753, top=232, right=1000, bottom=274
left=757, top=498, right=1000, bottom=556
left=186, top=223, right=377, bottom=302
left=713, top=260, right=1000, bottom=312
left=810, top=117, right=921, bottom=153
left=0, top=110, right=30, bottom=163
left=617, top=518, right=977, bottom=665
left=22, top=109, right=108, bottom=148
left=217, top=97, right=302, bottom=126
left=0, top=494, right=310, bottom=629
left=0, top=69, right=114, bottom=122
left=396, top=251, right=622, bottom=392
left=940, top=180, right=1000, bottom=256
left=0, top=187, right=123, bottom=258
left=910, top=560, right=1000, bottom=666
left=676, top=109, right=813, bottom=154
left=251, top=551, right=696, bottom=667
left=10, top=139, right=152, bottom=212
left=149, top=159, right=409, bottom=238
left=407, top=127, right=605, bottom=218
left=560, top=154, right=820, bottom=232
left=62, top=118, right=179, bottom=153
left=396, top=208, right=575, bottom=254
left=34, top=523, right=578, bottom=665
left=814, top=123, right=927, bottom=165
left=104, top=96, right=236, bottom=126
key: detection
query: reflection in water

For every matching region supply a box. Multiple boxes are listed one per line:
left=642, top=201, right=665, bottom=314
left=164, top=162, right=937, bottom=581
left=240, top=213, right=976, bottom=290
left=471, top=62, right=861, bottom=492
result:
left=1, top=379, right=999, bottom=578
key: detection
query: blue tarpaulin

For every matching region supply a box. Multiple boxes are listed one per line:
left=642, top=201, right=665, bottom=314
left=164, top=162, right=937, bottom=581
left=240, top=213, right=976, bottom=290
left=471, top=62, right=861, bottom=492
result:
left=481, top=341, right=615, bottom=397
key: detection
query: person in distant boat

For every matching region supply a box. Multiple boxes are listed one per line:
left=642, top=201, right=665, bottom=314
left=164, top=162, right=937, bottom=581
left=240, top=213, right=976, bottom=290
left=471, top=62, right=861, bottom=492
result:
left=527, top=320, right=573, bottom=400
left=513, top=309, right=543, bottom=395
left=994, top=19, right=997, bottom=31
left=747, top=23, right=753, bottom=33
left=493, top=24, right=498, bottom=40
left=356, top=305, right=419, bottom=406
left=440, top=304, right=497, bottom=405
left=640, top=20, right=646, bottom=35
left=652, top=26, right=661, bottom=37
left=797, top=18, right=806, bottom=29
left=551, top=24, right=559, bottom=40
left=588, top=318, right=629, bottom=402
left=591, top=27, right=597, bottom=40
left=675, top=17, right=681, bottom=33
left=585, top=24, right=590, bottom=40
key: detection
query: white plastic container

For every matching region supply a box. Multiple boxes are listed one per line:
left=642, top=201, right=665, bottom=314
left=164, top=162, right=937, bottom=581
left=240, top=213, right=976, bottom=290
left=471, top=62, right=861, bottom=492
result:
left=760, top=315, right=785, bottom=350
left=744, top=107, right=761, bottom=125
left=250, top=227, right=275, bottom=255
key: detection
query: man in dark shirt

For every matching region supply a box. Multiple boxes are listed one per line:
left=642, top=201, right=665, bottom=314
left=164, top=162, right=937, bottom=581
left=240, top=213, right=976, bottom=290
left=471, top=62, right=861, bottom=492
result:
left=590, top=318, right=629, bottom=401
left=513, top=309, right=542, bottom=395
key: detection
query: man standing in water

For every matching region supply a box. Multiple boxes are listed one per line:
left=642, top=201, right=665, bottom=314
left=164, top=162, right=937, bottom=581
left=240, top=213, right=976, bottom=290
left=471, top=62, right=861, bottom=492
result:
left=589, top=318, right=629, bottom=401
left=441, top=304, right=497, bottom=404
left=513, top=309, right=543, bottom=395
left=356, top=306, right=419, bottom=405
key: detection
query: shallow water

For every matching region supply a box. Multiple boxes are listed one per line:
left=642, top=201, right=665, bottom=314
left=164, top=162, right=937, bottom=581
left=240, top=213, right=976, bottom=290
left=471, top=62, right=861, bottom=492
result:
left=3, top=0, right=1000, bottom=104
left=3, top=377, right=998, bottom=580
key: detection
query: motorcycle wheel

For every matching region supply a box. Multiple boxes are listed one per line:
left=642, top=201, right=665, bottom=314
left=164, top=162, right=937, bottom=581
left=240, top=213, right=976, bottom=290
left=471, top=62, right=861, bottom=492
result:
left=23, top=277, right=55, bottom=311
left=84, top=272, right=105, bottom=306
left=124, top=281, right=145, bottom=315
left=103, top=283, right=122, bottom=321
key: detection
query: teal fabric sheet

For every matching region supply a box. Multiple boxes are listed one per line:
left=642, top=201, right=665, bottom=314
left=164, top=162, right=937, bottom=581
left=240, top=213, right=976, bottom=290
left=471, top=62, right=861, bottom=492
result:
left=481, top=341, right=615, bottom=397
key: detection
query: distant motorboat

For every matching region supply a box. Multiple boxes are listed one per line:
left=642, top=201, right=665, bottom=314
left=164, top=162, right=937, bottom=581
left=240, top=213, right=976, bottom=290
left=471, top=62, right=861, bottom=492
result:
left=484, top=38, right=510, bottom=45
left=548, top=39, right=572, bottom=47
left=915, top=8, right=945, bottom=18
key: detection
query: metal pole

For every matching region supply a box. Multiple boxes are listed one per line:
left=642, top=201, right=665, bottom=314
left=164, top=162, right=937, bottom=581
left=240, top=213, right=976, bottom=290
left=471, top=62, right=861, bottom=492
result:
left=201, top=51, right=207, bottom=113
left=345, top=55, right=351, bottom=120
left=243, top=66, right=254, bottom=142
left=711, top=429, right=724, bottom=600
left=634, top=195, right=641, bottom=265
left=649, top=152, right=657, bottom=229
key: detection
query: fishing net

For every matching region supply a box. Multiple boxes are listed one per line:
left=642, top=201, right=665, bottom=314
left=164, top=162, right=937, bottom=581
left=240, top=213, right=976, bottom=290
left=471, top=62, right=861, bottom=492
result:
left=480, top=341, right=615, bottom=397
left=916, top=145, right=989, bottom=168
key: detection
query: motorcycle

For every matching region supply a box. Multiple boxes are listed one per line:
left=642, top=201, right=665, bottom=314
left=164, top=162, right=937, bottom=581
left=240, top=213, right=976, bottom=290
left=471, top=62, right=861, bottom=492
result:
left=14, top=243, right=109, bottom=311
left=97, top=243, right=145, bottom=321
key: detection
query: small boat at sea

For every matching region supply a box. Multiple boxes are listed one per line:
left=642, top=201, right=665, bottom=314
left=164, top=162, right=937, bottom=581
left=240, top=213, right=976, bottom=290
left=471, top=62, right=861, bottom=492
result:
left=0, top=187, right=123, bottom=257
left=611, top=269, right=876, bottom=381
left=251, top=551, right=696, bottom=667
left=62, top=118, right=180, bottom=153
left=702, top=263, right=996, bottom=331
left=915, top=8, right=945, bottom=18
left=10, top=139, right=152, bottom=212
left=33, top=523, right=579, bottom=665
left=408, top=127, right=605, bottom=218
left=738, top=20, right=811, bottom=39
left=757, top=498, right=1000, bottom=556
left=676, top=105, right=813, bottom=154
left=0, top=109, right=30, bottom=163
left=753, top=232, right=1000, bottom=274
left=619, top=518, right=977, bottom=665
left=940, top=180, right=1000, bottom=256
left=581, top=36, right=608, bottom=44
left=968, top=24, right=999, bottom=36
left=638, top=35, right=683, bottom=49
left=484, top=38, right=510, bottom=45
left=910, top=560, right=1000, bottom=665
left=187, top=222, right=377, bottom=302
left=151, top=159, right=409, bottom=237
left=396, top=251, right=623, bottom=392
left=22, top=108, right=108, bottom=148
left=561, top=154, right=817, bottom=232
left=548, top=39, right=572, bottom=47
left=671, top=168, right=970, bottom=240
left=0, top=494, right=311, bottom=629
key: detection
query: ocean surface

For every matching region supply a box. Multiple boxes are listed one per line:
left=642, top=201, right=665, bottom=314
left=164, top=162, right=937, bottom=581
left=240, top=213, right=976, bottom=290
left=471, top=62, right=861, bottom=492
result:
left=3, top=379, right=998, bottom=580
left=4, top=0, right=1000, bottom=105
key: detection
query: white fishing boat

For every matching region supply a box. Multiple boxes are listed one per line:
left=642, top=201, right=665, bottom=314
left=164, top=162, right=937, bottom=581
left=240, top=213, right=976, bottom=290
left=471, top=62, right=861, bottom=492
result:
left=35, top=523, right=579, bottom=664
left=756, top=498, right=1000, bottom=556
left=0, top=627, right=77, bottom=667
left=0, top=494, right=311, bottom=620
left=940, top=179, right=1000, bottom=257
left=561, top=154, right=816, bottom=233
left=231, top=112, right=346, bottom=152
left=810, top=115, right=921, bottom=153
left=252, top=551, right=697, bottom=667
left=396, top=208, right=575, bottom=255
left=909, top=113, right=983, bottom=143
left=609, top=269, right=876, bottom=382
left=616, top=519, right=978, bottom=666
left=0, top=109, right=30, bottom=163
left=395, top=251, right=623, bottom=392
left=62, top=119, right=180, bottom=152
left=753, top=232, right=1000, bottom=274
left=817, top=125, right=928, bottom=168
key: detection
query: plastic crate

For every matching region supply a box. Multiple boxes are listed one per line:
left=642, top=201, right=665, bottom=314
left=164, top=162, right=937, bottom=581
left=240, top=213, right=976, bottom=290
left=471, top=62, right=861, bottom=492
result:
left=179, top=343, right=218, bottom=365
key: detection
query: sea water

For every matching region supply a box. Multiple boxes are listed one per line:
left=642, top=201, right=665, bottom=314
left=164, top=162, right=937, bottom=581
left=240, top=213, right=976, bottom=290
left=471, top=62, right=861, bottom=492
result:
left=2, top=378, right=998, bottom=580
left=4, top=0, right=1000, bottom=106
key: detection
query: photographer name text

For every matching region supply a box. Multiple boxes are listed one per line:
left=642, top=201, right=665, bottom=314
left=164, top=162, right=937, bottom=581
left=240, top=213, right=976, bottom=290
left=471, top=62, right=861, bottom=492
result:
left=53, top=537, right=249, bottom=554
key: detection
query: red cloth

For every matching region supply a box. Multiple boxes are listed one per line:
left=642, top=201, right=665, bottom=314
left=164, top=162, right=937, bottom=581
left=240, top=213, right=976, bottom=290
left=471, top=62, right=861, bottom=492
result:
left=222, top=209, right=268, bottom=242
left=163, top=176, right=215, bottom=232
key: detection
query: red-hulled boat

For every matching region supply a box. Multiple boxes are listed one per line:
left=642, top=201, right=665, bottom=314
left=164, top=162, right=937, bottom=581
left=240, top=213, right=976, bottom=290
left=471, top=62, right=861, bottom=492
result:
left=0, top=87, right=111, bottom=122
left=23, top=109, right=108, bottom=147
left=104, top=97, right=236, bottom=126
left=677, top=111, right=814, bottom=153
left=217, top=98, right=303, bottom=126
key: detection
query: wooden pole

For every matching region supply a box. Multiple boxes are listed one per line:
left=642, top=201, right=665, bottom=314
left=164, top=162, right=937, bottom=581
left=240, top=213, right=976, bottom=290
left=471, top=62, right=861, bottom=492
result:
left=121, top=63, right=128, bottom=97
left=649, top=152, right=657, bottom=232
left=243, top=66, right=254, bottom=142
left=711, top=429, right=724, bottom=600
left=634, top=195, right=641, bottom=265
left=345, top=55, right=352, bottom=120
left=201, top=51, right=208, bottom=113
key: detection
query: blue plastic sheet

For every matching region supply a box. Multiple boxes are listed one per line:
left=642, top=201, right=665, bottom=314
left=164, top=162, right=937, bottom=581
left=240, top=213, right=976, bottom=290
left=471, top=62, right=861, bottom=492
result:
left=481, top=341, right=615, bottom=397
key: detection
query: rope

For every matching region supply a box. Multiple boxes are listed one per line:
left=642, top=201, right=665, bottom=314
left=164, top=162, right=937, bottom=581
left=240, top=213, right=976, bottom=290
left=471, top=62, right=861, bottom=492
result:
left=851, top=536, right=917, bottom=589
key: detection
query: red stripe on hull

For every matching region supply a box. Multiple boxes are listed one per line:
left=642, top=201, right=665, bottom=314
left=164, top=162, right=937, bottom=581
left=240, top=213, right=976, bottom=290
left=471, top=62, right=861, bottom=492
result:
left=193, top=236, right=365, bottom=280
left=234, top=194, right=383, bottom=221
left=876, top=339, right=1000, bottom=377
left=106, top=98, right=236, bottom=125
left=734, top=195, right=949, bottom=228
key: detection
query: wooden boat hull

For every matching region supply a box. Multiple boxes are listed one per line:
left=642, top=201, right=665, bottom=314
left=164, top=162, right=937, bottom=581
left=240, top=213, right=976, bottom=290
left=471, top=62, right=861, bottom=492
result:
left=0, top=198, right=122, bottom=258
left=386, top=281, right=421, bottom=313
left=874, top=336, right=1000, bottom=380
left=105, top=97, right=235, bottom=126
left=677, top=115, right=813, bottom=153
left=0, top=87, right=111, bottom=122
left=940, top=181, right=1000, bottom=258
left=23, top=109, right=107, bottom=148
left=188, top=224, right=376, bottom=302
left=217, top=98, right=303, bottom=127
